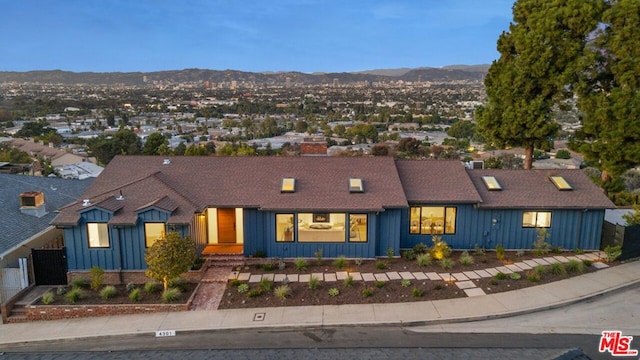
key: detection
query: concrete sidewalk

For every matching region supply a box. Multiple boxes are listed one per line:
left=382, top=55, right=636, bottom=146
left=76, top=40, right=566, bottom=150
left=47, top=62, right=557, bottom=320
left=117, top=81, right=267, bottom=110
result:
left=0, top=260, right=638, bottom=346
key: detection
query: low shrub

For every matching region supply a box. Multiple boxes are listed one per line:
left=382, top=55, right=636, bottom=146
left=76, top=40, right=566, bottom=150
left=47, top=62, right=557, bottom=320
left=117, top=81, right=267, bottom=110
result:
left=401, top=279, right=411, bottom=288
left=439, top=258, right=454, bottom=270
left=515, top=250, right=526, bottom=257
left=343, top=275, right=354, bottom=287
left=328, top=288, right=339, bottom=297
left=527, top=271, right=540, bottom=282
left=402, top=249, right=416, bottom=261
left=90, top=266, right=104, bottom=291
left=566, top=259, right=585, bottom=273
left=604, top=245, right=622, bottom=262
left=386, top=247, right=395, bottom=260
left=550, top=262, right=566, bottom=275
left=509, top=272, right=522, bottom=280
left=416, top=253, right=433, bottom=267
left=434, top=283, right=443, bottom=290
left=248, top=288, right=263, bottom=298
left=294, top=258, right=308, bottom=271
left=229, top=278, right=242, bottom=287
left=489, top=278, right=499, bottom=286
left=278, top=260, right=286, bottom=270
left=583, top=259, right=593, bottom=267
left=551, top=246, right=562, bottom=254
left=259, top=278, right=273, bottom=292
left=144, top=282, right=161, bottom=294
left=494, top=272, right=507, bottom=280
left=71, top=278, right=88, bottom=289
left=262, top=263, right=276, bottom=271
left=237, top=284, right=249, bottom=293
left=56, top=287, right=66, bottom=296
left=274, top=285, right=291, bottom=300
left=42, top=291, right=55, bottom=305
left=374, top=280, right=385, bottom=289
left=459, top=251, right=474, bottom=266
left=168, top=278, right=188, bottom=292
left=65, top=288, right=84, bottom=304
left=573, top=248, right=585, bottom=255
left=129, top=288, right=141, bottom=302
left=309, top=275, right=320, bottom=290
left=126, top=282, right=136, bottom=292
left=474, top=244, right=486, bottom=256
left=376, top=261, right=387, bottom=270
left=362, top=287, right=374, bottom=297
left=162, top=288, right=181, bottom=303
left=534, top=265, right=546, bottom=276
left=413, top=242, right=428, bottom=255
left=334, top=256, right=347, bottom=270
left=430, top=236, right=452, bottom=260
left=100, top=285, right=117, bottom=300
left=495, top=244, right=506, bottom=261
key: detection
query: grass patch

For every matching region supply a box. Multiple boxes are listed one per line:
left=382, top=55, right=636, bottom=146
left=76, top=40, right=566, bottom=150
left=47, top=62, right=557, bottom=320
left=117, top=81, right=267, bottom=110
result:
left=100, top=285, right=117, bottom=300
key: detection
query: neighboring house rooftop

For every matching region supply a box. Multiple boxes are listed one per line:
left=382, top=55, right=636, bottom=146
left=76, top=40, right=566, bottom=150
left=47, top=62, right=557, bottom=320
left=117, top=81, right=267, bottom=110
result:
left=0, top=174, right=93, bottom=256
left=467, top=169, right=615, bottom=209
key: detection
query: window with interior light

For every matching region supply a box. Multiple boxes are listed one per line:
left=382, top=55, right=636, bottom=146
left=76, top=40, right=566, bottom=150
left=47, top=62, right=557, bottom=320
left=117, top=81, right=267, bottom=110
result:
left=276, top=213, right=295, bottom=242
left=145, top=223, right=166, bottom=247
left=409, top=206, right=457, bottom=235
left=522, top=211, right=552, bottom=228
left=87, top=223, right=110, bottom=248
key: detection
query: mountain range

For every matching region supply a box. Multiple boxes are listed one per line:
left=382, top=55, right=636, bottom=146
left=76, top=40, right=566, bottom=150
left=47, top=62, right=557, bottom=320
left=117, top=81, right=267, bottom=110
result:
left=0, top=65, right=488, bottom=86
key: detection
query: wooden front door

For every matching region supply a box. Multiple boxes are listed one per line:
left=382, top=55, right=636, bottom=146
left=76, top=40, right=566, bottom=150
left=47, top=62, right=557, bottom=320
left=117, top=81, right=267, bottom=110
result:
left=217, top=208, right=237, bottom=244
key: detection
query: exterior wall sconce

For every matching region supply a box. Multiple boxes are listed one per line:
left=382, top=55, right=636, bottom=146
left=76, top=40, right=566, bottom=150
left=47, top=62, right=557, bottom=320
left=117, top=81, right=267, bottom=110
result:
left=492, top=218, right=498, bottom=225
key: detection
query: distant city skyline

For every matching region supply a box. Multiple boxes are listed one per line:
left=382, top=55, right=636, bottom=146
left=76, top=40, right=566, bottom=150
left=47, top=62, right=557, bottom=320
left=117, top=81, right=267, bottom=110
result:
left=1, top=1, right=514, bottom=73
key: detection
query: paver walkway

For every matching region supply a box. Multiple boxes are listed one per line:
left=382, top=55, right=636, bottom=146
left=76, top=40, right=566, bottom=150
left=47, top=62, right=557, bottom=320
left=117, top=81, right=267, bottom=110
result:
left=190, top=251, right=608, bottom=309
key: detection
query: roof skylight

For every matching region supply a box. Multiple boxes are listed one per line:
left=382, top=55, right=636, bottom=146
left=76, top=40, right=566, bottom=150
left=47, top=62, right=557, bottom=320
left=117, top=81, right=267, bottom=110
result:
left=349, top=178, right=364, bottom=193
left=481, top=176, right=502, bottom=191
left=281, top=178, right=295, bottom=193
left=549, top=176, right=573, bottom=190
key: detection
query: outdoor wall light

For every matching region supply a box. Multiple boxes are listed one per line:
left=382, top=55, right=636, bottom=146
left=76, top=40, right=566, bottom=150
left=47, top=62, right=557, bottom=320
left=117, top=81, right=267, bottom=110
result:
left=492, top=218, right=498, bottom=225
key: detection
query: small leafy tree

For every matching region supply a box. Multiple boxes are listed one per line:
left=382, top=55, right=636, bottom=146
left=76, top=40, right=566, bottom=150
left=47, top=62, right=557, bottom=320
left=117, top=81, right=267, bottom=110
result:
left=622, top=204, right=640, bottom=226
left=145, top=232, right=196, bottom=291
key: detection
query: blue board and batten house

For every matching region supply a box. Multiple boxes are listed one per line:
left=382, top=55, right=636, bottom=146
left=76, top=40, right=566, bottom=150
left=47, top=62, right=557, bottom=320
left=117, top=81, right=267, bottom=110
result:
left=51, top=156, right=614, bottom=274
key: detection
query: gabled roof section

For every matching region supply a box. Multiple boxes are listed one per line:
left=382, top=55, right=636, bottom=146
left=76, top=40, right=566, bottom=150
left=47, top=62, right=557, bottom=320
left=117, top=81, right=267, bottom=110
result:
left=78, top=196, right=125, bottom=214
left=467, top=169, right=614, bottom=209
left=396, top=160, right=482, bottom=204
left=136, top=196, right=178, bottom=213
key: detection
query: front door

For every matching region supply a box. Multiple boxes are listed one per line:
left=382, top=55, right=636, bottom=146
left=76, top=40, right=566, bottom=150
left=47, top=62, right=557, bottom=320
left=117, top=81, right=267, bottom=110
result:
left=217, top=208, right=237, bottom=244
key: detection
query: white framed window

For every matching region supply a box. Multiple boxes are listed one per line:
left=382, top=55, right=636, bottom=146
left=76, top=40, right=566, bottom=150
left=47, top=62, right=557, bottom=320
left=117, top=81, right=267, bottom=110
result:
left=87, top=223, right=110, bottom=248
left=522, top=211, right=552, bottom=228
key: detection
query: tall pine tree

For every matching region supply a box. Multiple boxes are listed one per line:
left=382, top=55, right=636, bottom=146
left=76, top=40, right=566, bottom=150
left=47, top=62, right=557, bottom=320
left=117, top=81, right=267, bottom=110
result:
left=477, top=0, right=604, bottom=169
left=576, top=0, right=640, bottom=184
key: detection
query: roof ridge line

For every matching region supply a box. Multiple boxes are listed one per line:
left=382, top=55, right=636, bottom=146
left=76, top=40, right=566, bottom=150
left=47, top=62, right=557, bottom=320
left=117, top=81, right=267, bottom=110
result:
left=150, top=172, right=202, bottom=211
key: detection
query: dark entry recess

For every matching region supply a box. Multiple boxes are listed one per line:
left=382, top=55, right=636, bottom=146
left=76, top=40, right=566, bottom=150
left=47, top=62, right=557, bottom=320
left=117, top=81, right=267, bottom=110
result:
left=32, top=248, right=67, bottom=285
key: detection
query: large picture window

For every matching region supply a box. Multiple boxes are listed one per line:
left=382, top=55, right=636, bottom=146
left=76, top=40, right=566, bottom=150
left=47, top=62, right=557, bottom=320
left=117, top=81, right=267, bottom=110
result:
left=87, top=223, right=110, bottom=248
left=409, top=206, right=456, bottom=235
left=276, top=214, right=294, bottom=242
left=298, top=212, right=346, bottom=242
left=145, top=223, right=166, bottom=248
left=522, top=211, right=551, bottom=228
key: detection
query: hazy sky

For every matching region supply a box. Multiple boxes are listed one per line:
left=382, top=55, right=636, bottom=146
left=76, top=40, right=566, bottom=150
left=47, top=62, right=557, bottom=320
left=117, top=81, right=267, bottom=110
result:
left=0, top=1, right=514, bottom=73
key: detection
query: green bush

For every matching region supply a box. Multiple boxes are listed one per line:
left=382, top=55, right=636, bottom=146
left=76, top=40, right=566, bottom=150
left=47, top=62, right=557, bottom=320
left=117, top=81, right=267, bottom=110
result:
left=402, top=249, right=416, bottom=261
left=314, top=248, right=323, bottom=263
left=550, top=262, right=566, bottom=275
left=162, top=288, right=181, bottom=303
left=42, top=291, right=55, bottom=305
left=527, top=271, right=540, bottom=282
left=259, top=278, right=273, bottom=292
left=494, top=272, right=507, bottom=280
left=100, top=285, right=117, bottom=300
left=555, top=149, right=571, bottom=159
left=71, top=278, right=88, bottom=289
left=237, top=283, right=249, bottom=293
left=604, top=245, right=622, bottom=262
left=386, top=247, right=395, bottom=260
left=129, top=288, right=141, bottom=302
left=412, top=288, right=424, bottom=297
left=565, top=259, right=585, bottom=273
left=90, top=266, right=104, bottom=291
left=374, top=280, right=385, bottom=288
left=534, top=265, right=546, bottom=276
left=294, top=258, right=308, bottom=271
left=248, top=288, right=263, bottom=298
left=416, top=253, right=433, bottom=267
left=495, top=244, right=505, bottom=261
left=328, top=288, right=339, bottom=297
left=362, top=287, right=374, bottom=297
left=430, top=236, right=452, bottom=260
left=309, top=275, right=320, bottom=290
left=144, top=282, right=160, bottom=294
left=274, top=285, right=291, bottom=300
left=489, top=278, right=499, bottom=286
left=583, top=259, right=593, bottom=267
left=168, top=277, right=188, bottom=292
left=413, top=242, right=429, bottom=255
left=229, top=278, right=242, bottom=287
left=434, top=283, right=443, bottom=290
left=459, top=251, right=474, bottom=266
left=474, top=244, right=486, bottom=256
left=509, top=272, right=522, bottom=280
left=533, top=229, right=551, bottom=256
left=334, top=256, right=347, bottom=270
left=56, top=287, right=67, bottom=296
left=376, top=261, right=387, bottom=270
left=401, top=279, right=411, bottom=288
left=343, top=275, right=354, bottom=287
left=262, top=263, right=276, bottom=271
left=126, top=282, right=136, bottom=292
left=439, top=258, right=454, bottom=270
left=65, top=288, right=84, bottom=304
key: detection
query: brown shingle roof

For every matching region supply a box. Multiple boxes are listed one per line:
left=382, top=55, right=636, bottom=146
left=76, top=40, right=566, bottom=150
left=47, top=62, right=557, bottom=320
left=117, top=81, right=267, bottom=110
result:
left=467, top=169, right=615, bottom=209
left=396, top=160, right=482, bottom=204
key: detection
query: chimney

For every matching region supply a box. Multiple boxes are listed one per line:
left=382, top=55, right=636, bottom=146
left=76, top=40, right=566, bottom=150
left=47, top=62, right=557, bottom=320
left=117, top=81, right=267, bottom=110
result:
left=19, top=191, right=47, bottom=218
